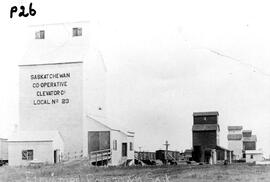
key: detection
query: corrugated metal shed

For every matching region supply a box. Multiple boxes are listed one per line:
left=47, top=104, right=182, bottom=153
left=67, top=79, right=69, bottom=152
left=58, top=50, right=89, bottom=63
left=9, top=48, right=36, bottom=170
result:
left=192, top=124, right=219, bottom=131
left=193, top=111, right=219, bottom=116
left=228, top=126, right=243, bottom=130
left=227, top=134, right=242, bottom=140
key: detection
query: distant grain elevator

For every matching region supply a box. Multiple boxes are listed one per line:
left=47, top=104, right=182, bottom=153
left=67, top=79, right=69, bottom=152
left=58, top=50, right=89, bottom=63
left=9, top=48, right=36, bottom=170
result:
left=192, top=111, right=220, bottom=163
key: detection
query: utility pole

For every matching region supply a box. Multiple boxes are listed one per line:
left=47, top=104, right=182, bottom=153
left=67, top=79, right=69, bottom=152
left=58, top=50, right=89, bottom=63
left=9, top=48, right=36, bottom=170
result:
left=164, top=140, right=170, bottom=165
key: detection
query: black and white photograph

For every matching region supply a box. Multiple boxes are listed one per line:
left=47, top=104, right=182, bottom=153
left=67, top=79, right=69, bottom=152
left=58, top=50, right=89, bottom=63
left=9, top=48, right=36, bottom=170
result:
left=1, top=0, right=270, bottom=181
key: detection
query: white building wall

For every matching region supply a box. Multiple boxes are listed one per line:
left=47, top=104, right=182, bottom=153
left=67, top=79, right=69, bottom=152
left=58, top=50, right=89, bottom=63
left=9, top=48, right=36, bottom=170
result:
left=8, top=141, right=53, bottom=166
left=23, top=22, right=91, bottom=65
left=127, top=136, right=134, bottom=160
left=246, top=153, right=263, bottom=163
left=82, top=41, right=108, bottom=155
left=20, top=22, right=106, bottom=156
left=228, top=140, right=243, bottom=160
left=19, top=63, right=83, bottom=154
left=228, top=128, right=243, bottom=160
left=111, top=130, right=127, bottom=165
left=83, top=48, right=107, bottom=118
left=0, top=139, right=8, bottom=160
left=110, top=131, right=134, bottom=165
left=51, top=133, right=65, bottom=156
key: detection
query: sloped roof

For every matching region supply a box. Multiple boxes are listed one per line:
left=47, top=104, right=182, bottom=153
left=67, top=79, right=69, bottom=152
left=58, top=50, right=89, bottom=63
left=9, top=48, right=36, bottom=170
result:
left=8, top=130, right=63, bottom=142
left=193, top=111, right=219, bottom=117
left=227, top=134, right=242, bottom=140
left=243, top=135, right=257, bottom=142
left=192, top=124, right=219, bottom=131
left=228, top=126, right=243, bottom=131
left=216, top=145, right=231, bottom=152
left=86, top=115, right=135, bottom=137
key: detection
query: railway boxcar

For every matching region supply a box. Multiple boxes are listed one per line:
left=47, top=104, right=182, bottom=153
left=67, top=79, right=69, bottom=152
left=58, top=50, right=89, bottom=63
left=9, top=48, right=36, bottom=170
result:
left=155, top=150, right=181, bottom=164
left=135, top=151, right=156, bottom=165
left=135, top=150, right=182, bottom=165
left=135, top=151, right=156, bottom=161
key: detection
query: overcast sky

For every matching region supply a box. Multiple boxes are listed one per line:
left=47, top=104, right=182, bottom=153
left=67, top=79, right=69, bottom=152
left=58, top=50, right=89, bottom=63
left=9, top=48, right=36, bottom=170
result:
left=1, top=0, right=270, bottom=156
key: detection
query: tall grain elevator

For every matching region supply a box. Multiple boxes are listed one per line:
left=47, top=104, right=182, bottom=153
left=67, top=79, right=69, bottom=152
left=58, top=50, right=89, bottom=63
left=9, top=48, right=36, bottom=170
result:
left=13, top=22, right=135, bottom=166
left=227, top=126, right=243, bottom=160
left=18, top=22, right=107, bottom=156
left=192, top=111, right=220, bottom=163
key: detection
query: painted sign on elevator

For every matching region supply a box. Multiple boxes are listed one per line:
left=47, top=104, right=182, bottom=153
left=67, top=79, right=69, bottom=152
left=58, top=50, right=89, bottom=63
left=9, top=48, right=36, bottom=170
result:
left=31, top=72, right=70, bottom=105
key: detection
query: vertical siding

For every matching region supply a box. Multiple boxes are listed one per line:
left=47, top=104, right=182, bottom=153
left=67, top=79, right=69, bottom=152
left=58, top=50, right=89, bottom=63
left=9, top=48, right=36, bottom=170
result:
left=192, top=131, right=217, bottom=162
left=193, top=131, right=217, bottom=148
left=243, top=141, right=256, bottom=150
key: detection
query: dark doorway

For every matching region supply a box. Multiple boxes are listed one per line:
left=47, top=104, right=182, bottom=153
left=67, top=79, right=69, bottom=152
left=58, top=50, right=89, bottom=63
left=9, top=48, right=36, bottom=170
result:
left=192, top=146, right=202, bottom=162
left=54, top=150, right=58, bottom=163
left=122, top=143, right=127, bottom=157
left=88, top=131, right=110, bottom=154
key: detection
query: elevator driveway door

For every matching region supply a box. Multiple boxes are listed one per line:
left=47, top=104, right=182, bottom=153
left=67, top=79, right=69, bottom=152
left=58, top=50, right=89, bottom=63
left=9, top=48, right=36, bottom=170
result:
left=88, top=131, right=110, bottom=154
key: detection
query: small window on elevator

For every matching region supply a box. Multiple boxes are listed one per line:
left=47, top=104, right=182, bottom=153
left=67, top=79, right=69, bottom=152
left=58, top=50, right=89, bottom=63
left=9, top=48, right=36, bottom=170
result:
left=35, top=30, right=45, bottom=39
left=72, top=27, right=82, bottom=37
